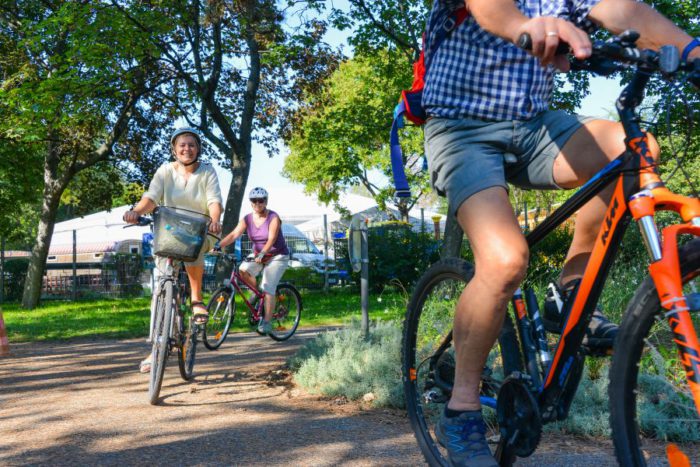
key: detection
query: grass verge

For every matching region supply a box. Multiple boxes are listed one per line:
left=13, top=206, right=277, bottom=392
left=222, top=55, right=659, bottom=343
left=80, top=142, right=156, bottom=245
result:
left=1, top=285, right=407, bottom=342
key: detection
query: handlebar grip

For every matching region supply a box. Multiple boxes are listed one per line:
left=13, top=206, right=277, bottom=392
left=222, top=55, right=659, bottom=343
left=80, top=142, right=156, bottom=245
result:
left=123, top=216, right=152, bottom=228
left=517, top=33, right=571, bottom=55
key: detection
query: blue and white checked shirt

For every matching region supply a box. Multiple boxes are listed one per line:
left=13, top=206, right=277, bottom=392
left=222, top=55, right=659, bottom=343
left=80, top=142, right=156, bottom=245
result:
left=423, top=0, right=600, bottom=121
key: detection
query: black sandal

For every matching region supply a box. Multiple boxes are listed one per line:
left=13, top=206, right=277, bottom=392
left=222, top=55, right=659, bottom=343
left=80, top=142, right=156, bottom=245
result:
left=192, top=301, right=209, bottom=324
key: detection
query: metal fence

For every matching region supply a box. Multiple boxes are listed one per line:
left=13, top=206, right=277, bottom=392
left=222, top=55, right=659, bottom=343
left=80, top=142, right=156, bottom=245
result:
left=1, top=237, right=349, bottom=303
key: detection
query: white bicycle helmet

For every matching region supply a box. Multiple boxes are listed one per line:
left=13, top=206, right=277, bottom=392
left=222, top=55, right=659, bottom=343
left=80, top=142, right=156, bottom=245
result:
left=170, top=127, right=202, bottom=166
left=248, top=187, right=269, bottom=200
left=170, top=127, right=202, bottom=148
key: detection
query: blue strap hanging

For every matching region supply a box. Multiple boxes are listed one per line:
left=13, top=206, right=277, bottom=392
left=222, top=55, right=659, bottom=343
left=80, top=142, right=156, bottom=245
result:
left=391, top=100, right=411, bottom=199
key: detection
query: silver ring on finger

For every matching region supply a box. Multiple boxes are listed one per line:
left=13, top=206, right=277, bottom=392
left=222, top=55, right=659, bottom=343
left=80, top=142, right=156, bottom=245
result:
left=545, top=31, right=558, bottom=37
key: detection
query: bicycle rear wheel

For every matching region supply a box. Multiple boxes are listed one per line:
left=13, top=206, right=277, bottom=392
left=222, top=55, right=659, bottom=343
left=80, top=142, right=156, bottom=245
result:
left=178, top=315, right=197, bottom=381
left=610, top=239, right=700, bottom=465
left=149, top=281, right=173, bottom=405
left=268, top=283, right=302, bottom=341
left=203, top=287, right=235, bottom=350
left=402, top=258, right=522, bottom=466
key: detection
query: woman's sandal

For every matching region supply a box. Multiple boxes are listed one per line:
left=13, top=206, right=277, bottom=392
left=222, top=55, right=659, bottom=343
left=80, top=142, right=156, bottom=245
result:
left=139, top=358, right=151, bottom=373
left=192, top=301, right=209, bottom=324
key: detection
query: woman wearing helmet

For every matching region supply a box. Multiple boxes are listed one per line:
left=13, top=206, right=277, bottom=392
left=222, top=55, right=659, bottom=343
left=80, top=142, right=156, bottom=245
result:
left=124, top=127, right=223, bottom=371
left=217, top=187, right=289, bottom=335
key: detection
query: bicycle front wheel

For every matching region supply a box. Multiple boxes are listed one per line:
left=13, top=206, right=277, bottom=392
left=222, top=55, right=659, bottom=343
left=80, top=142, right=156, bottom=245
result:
left=203, top=287, right=235, bottom=350
left=149, top=281, right=174, bottom=405
left=402, top=258, right=522, bottom=466
left=178, top=315, right=197, bottom=381
left=268, top=283, right=302, bottom=342
left=610, top=239, right=700, bottom=465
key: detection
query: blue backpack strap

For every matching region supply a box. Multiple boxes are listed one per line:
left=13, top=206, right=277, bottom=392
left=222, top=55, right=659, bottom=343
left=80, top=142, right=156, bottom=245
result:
left=391, top=100, right=411, bottom=199
left=390, top=6, right=468, bottom=199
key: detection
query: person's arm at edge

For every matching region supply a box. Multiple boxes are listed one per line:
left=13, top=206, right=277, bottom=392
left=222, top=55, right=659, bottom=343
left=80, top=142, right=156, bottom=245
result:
left=218, top=218, right=247, bottom=248
left=466, top=0, right=592, bottom=68
left=588, top=0, right=700, bottom=60
left=208, top=202, right=223, bottom=234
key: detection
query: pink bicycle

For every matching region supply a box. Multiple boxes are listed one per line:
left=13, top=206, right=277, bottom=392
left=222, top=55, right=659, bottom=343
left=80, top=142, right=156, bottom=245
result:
left=203, top=253, right=302, bottom=349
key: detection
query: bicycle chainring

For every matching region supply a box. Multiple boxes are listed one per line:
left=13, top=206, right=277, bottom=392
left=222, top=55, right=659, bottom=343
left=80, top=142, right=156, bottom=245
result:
left=496, top=374, right=542, bottom=458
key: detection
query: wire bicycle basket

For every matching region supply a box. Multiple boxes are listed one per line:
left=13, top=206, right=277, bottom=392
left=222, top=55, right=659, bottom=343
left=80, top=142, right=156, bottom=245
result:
left=152, top=206, right=210, bottom=263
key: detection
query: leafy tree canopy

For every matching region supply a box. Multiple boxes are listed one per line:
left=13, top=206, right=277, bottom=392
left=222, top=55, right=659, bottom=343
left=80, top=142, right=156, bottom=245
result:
left=284, top=49, right=429, bottom=217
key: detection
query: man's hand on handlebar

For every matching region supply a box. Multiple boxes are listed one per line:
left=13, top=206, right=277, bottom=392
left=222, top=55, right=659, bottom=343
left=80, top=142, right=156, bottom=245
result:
left=513, top=16, right=591, bottom=71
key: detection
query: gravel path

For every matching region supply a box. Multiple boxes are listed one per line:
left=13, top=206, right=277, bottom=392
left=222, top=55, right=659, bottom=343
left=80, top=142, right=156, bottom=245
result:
left=0, top=329, right=662, bottom=466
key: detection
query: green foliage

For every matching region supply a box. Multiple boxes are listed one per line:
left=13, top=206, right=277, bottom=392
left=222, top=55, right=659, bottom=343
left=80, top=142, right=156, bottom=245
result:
left=60, top=163, right=127, bottom=218
left=283, top=49, right=429, bottom=217
left=351, top=221, right=440, bottom=291
left=289, top=320, right=404, bottom=408
left=2, top=258, right=30, bottom=302
left=525, top=225, right=574, bottom=288
left=3, top=297, right=152, bottom=341
left=107, top=253, right=144, bottom=297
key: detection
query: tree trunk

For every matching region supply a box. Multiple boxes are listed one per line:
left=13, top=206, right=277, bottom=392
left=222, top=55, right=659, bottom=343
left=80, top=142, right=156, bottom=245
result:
left=221, top=147, right=252, bottom=236
left=21, top=185, right=62, bottom=309
left=440, top=209, right=464, bottom=259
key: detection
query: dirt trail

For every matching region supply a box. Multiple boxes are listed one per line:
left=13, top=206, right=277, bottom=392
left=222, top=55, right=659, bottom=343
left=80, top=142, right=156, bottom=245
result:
left=0, top=329, right=641, bottom=466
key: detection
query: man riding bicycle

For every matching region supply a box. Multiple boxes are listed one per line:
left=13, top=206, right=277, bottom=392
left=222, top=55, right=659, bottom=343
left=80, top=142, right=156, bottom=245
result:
left=422, top=0, right=700, bottom=465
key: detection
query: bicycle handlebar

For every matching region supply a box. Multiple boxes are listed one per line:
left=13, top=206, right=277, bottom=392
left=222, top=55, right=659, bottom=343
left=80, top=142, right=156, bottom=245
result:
left=123, top=216, right=220, bottom=241
left=517, top=30, right=700, bottom=83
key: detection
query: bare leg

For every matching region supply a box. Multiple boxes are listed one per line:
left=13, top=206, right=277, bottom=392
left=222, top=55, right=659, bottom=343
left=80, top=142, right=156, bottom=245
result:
left=264, top=293, right=275, bottom=322
left=450, top=187, right=529, bottom=411
left=185, top=265, right=204, bottom=303
left=551, top=120, right=659, bottom=284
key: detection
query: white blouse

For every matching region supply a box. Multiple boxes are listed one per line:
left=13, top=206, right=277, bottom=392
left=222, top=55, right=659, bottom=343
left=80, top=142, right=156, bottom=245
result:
left=144, top=162, right=222, bottom=216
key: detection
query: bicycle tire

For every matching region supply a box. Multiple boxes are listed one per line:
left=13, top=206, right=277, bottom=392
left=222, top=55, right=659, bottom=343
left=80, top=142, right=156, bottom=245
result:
left=149, top=280, right=174, bottom=405
left=203, top=287, right=235, bottom=350
left=609, top=239, right=700, bottom=466
left=178, top=315, right=197, bottom=381
left=268, top=283, right=302, bottom=342
left=402, top=258, right=522, bottom=466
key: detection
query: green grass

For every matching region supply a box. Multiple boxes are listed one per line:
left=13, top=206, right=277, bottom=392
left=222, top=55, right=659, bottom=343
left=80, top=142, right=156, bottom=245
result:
left=2, top=298, right=152, bottom=342
left=0, top=285, right=408, bottom=342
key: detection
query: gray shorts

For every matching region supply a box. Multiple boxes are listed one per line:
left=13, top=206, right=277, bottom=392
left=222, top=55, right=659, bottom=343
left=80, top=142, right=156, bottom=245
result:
left=424, top=110, right=594, bottom=216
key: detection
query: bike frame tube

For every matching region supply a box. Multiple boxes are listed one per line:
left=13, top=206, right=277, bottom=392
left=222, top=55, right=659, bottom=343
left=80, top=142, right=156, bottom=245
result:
left=227, top=260, right=265, bottom=317
left=523, top=123, right=700, bottom=419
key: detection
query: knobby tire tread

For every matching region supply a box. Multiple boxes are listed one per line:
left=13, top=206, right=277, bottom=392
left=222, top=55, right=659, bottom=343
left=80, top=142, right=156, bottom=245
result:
left=203, top=287, right=234, bottom=350
left=149, top=281, right=173, bottom=405
left=402, top=258, right=522, bottom=466
left=268, top=283, right=302, bottom=342
left=609, top=239, right=700, bottom=466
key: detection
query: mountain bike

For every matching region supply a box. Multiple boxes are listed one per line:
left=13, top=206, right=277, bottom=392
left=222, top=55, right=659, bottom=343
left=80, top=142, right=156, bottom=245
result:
left=203, top=253, right=302, bottom=349
left=403, top=31, right=700, bottom=466
left=129, top=208, right=216, bottom=405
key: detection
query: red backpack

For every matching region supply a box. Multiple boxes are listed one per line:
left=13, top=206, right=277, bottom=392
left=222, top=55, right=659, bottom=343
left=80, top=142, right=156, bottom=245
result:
left=390, top=6, right=469, bottom=199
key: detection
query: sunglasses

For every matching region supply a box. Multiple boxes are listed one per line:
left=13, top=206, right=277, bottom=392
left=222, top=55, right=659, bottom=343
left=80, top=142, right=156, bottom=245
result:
left=250, top=198, right=267, bottom=204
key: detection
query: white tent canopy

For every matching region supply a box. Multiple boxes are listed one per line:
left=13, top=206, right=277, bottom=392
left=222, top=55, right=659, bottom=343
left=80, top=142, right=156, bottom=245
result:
left=50, top=205, right=150, bottom=251
left=49, top=190, right=447, bottom=251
